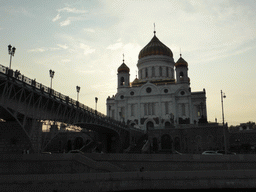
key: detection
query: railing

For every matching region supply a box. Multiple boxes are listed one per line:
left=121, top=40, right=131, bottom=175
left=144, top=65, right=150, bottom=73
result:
left=0, top=64, right=130, bottom=130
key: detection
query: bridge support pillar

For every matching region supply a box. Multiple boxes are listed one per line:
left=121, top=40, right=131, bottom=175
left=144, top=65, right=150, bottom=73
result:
left=25, top=119, right=42, bottom=153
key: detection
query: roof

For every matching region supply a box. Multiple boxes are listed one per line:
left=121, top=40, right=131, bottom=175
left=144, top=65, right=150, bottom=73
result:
left=138, top=35, right=173, bottom=59
left=175, top=55, right=188, bottom=67
left=118, top=63, right=130, bottom=73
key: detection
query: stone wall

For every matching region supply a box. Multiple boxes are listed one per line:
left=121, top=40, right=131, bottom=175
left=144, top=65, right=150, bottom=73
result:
left=1, top=170, right=256, bottom=191
left=0, top=153, right=124, bottom=175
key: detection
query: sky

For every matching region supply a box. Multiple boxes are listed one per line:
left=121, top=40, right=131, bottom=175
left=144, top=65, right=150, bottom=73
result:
left=0, top=0, right=255, bottom=126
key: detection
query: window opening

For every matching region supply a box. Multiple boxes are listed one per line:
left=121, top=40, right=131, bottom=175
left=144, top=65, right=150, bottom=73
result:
left=120, top=77, right=125, bottom=85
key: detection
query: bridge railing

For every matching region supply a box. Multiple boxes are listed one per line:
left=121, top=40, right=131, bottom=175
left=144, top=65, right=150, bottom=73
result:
left=0, top=64, right=130, bottom=130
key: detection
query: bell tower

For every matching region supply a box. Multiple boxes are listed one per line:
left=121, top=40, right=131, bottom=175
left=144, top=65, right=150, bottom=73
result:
left=117, top=57, right=130, bottom=90
left=175, top=54, right=189, bottom=84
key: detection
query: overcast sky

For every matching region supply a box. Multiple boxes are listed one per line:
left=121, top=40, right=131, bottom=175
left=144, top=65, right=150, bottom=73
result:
left=0, top=0, right=255, bottom=126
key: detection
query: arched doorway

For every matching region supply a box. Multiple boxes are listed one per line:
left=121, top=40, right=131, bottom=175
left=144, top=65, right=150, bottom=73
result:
left=74, top=137, right=83, bottom=150
left=161, top=134, right=172, bottom=150
left=67, top=140, right=72, bottom=152
left=174, top=137, right=181, bottom=151
left=146, top=121, right=154, bottom=131
left=152, top=137, right=158, bottom=153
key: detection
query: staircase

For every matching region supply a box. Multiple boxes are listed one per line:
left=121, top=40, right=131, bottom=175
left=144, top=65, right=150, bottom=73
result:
left=129, top=134, right=148, bottom=153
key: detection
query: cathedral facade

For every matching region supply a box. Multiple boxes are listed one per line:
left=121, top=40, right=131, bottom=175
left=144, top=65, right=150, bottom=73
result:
left=107, top=32, right=207, bottom=132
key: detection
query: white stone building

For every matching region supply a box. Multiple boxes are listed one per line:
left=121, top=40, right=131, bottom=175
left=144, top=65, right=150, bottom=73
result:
left=107, top=32, right=207, bottom=132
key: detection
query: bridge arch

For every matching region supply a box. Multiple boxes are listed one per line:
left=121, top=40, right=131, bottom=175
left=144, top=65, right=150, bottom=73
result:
left=75, top=123, right=126, bottom=153
left=0, top=106, right=35, bottom=152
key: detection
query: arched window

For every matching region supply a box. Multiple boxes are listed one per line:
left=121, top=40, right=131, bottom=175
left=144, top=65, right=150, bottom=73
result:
left=179, top=71, right=184, bottom=78
left=171, top=68, right=174, bottom=78
left=140, top=70, right=142, bottom=79
left=159, top=67, right=162, bottom=76
left=182, top=104, right=186, bottom=116
left=152, top=67, right=155, bottom=77
left=146, top=121, right=154, bottom=130
left=145, top=68, right=148, bottom=78
left=165, top=102, right=169, bottom=114
left=131, top=104, right=135, bottom=116
left=166, top=67, right=169, bottom=77
left=165, top=121, right=171, bottom=129
left=120, top=77, right=125, bottom=86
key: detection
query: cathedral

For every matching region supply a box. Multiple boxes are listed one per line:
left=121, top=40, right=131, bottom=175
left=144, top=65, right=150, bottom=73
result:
left=107, top=31, right=207, bottom=131
left=106, top=31, right=227, bottom=153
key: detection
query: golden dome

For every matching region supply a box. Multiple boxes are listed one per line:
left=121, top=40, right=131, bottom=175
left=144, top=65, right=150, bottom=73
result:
left=138, top=35, right=173, bottom=59
left=175, top=55, right=188, bottom=67
left=132, top=77, right=139, bottom=84
left=118, top=62, right=130, bottom=73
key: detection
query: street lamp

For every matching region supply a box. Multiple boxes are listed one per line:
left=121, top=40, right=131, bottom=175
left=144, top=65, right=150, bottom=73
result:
left=221, top=90, right=227, bottom=154
left=76, top=86, right=80, bottom=101
left=49, top=69, right=55, bottom=89
left=95, top=97, right=98, bottom=111
left=8, top=44, right=16, bottom=69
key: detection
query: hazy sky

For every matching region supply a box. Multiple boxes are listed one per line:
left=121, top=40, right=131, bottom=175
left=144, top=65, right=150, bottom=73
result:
left=0, top=0, right=255, bottom=126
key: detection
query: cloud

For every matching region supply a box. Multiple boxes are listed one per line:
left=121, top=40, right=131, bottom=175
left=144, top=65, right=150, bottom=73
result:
left=52, top=6, right=87, bottom=26
left=61, top=59, right=71, bottom=63
left=60, top=19, right=71, bottom=26
left=83, top=28, right=95, bottom=33
left=58, top=7, right=87, bottom=14
left=107, top=42, right=123, bottom=50
left=78, top=69, right=96, bottom=74
left=52, top=13, right=61, bottom=22
left=57, top=44, right=69, bottom=49
left=28, top=46, right=62, bottom=53
left=28, top=48, right=47, bottom=52
left=80, top=43, right=95, bottom=55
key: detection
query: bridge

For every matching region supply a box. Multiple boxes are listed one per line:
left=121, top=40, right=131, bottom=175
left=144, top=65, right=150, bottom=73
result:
left=0, top=64, right=144, bottom=153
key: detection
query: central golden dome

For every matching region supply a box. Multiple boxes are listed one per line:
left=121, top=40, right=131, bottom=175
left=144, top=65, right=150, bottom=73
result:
left=138, top=35, right=173, bottom=59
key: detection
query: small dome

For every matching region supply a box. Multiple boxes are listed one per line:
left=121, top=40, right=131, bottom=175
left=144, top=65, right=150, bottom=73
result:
left=138, top=35, right=173, bottom=59
left=118, top=62, right=130, bottom=73
left=132, top=77, right=139, bottom=84
left=175, top=55, right=188, bottom=67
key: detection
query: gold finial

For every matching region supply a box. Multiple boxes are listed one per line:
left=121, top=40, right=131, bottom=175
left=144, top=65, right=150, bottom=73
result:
left=153, top=23, right=156, bottom=36
left=180, top=48, right=182, bottom=57
left=123, top=53, right=125, bottom=63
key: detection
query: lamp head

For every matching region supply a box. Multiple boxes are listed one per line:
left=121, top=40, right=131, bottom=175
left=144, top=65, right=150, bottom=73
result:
left=76, top=86, right=80, bottom=92
left=49, top=69, right=55, bottom=78
left=8, top=45, right=12, bottom=53
left=12, top=47, right=16, bottom=55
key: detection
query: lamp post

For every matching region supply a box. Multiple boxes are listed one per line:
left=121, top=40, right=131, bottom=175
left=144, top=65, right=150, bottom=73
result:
left=76, top=86, right=80, bottom=101
left=221, top=90, right=227, bottom=154
left=8, top=44, right=16, bottom=69
left=49, top=69, right=55, bottom=89
left=95, top=97, right=98, bottom=111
